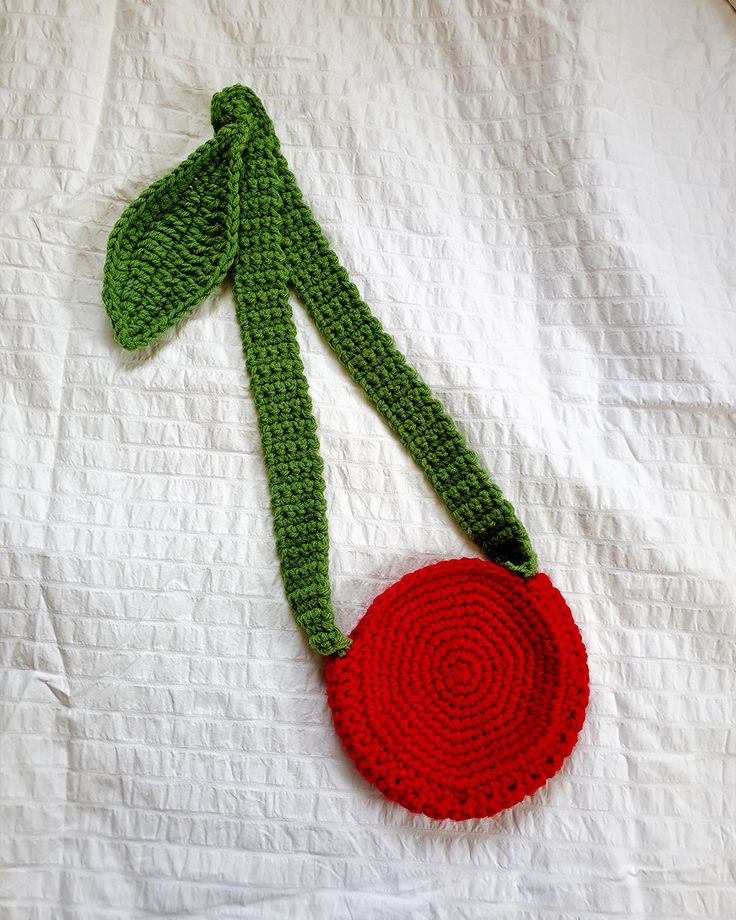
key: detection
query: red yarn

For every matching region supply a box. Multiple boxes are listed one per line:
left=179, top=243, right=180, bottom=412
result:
left=324, top=557, right=589, bottom=820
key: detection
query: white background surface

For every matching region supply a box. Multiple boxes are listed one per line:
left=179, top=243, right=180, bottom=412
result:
left=2, top=1, right=736, bottom=917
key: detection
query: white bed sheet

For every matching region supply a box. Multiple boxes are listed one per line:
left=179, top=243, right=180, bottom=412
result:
left=1, top=1, right=735, bottom=917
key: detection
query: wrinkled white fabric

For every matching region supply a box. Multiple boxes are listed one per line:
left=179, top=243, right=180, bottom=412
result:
left=1, top=1, right=735, bottom=917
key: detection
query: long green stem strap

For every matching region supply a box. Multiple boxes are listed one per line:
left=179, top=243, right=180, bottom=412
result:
left=276, top=154, right=537, bottom=578
left=102, top=84, right=538, bottom=657
left=230, top=98, right=350, bottom=656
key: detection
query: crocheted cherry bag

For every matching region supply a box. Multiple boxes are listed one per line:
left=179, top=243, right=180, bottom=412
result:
left=103, top=85, right=589, bottom=821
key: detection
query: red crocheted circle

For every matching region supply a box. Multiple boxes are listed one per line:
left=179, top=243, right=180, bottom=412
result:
left=324, top=557, right=589, bottom=820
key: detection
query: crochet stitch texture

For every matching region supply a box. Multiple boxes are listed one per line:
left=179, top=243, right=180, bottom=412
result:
left=103, top=84, right=538, bottom=655
left=102, top=84, right=589, bottom=820
left=325, top=557, right=589, bottom=819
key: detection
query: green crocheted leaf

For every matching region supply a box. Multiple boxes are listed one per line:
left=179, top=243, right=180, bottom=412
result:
left=102, top=127, right=245, bottom=350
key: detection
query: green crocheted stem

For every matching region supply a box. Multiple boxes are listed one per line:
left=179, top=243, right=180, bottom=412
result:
left=275, top=158, right=538, bottom=579
left=103, top=83, right=538, bottom=659
left=216, top=86, right=537, bottom=579
left=204, top=92, right=535, bottom=581
left=229, top=94, right=351, bottom=657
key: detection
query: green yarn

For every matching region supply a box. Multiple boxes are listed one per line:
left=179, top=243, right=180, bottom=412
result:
left=274, top=151, right=538, bottom=582
left=231, top=97, right=348, bottom=656
left=103, top=122, right=248, bottom=350
left=102, top=84, right=538, bottom=657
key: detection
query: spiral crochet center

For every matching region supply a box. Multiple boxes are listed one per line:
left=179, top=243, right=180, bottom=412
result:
left=325, top=558, right=589, bottom=820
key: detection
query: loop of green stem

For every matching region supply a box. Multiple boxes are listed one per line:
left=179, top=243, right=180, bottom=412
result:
left=104, top=84, right=538, bottom=658
left=225, top=84, right=537, bottom=654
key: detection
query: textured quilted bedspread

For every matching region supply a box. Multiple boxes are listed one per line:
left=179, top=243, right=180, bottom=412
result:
left=1, top=1, right=735, bottom=918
